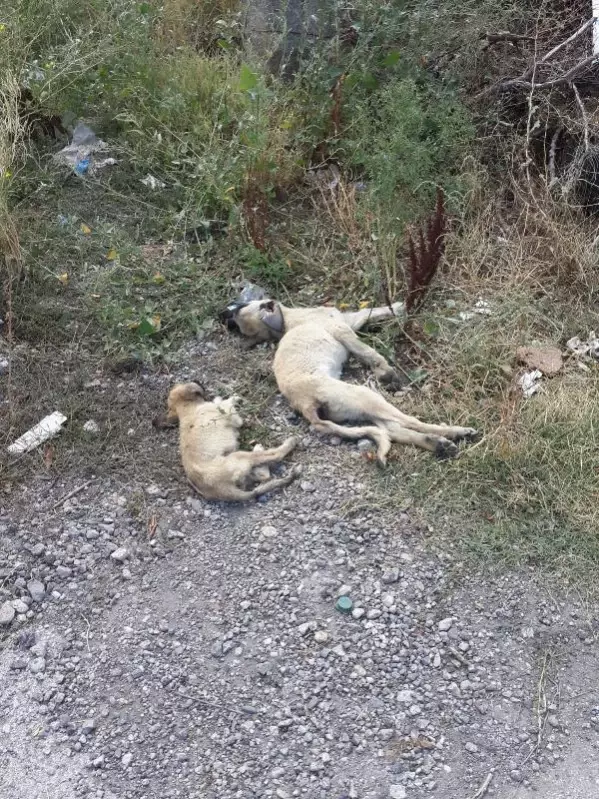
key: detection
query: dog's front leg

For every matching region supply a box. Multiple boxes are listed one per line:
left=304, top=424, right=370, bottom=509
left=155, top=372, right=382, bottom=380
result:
left=333, top=325, right=405, bottom=388
left=343, top=302, right=404, bottom=332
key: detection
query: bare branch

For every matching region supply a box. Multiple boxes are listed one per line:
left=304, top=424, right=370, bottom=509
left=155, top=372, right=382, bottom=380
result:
left=572, top=83, right=590, bottom=150
left=522, top=17, right=595, bottom=79
left=478, top=20, right=597, bottom=98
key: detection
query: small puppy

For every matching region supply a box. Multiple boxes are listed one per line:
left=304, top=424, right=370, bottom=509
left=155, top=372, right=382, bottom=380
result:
left=160, top=382, right=299, bottom=502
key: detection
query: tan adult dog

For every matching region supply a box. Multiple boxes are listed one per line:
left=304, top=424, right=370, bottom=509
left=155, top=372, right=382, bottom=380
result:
left=221, top=300, right=478, bottom=464
left=159, top=382, right=299, bottom=501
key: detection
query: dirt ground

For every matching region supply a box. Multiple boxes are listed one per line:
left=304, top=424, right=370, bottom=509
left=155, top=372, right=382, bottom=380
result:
left=2, top=334, right=599, bottom=799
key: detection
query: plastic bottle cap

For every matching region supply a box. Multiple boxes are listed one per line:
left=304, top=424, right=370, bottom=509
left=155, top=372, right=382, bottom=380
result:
left=335, top=596, right=353, bottom=614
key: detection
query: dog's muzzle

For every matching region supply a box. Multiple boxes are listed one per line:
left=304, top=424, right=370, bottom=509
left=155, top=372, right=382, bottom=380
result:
left=219, top=302, right=246, bottom=331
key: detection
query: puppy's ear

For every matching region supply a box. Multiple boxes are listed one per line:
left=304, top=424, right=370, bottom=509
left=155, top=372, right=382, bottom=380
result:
left=259, top=300, right=284, bottom=335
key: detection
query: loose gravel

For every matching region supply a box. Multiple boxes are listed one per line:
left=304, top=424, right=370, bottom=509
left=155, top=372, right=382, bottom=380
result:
left=2, top=338, right=599, bottom=799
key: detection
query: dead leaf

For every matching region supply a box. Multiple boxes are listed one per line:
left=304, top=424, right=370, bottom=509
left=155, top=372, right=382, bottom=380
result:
left=57, top=272, right=69, bottom=285
left=106, top=248, right=118, bottom=261
left=44, top=445, right=54, bottom=468
left=148, top=513, right=158, bottom=539
left=80, top=223, right=91, bottom=235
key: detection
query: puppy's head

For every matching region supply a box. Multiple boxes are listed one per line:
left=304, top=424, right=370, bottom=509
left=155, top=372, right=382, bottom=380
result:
left=219, top=299, right=284, bottom=342
left=153, top=382, right=207, bottom=428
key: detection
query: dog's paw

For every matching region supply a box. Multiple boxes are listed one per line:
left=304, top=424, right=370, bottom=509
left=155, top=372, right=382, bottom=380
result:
left=434, top=438, right=459, bottom=460
left=379, top=368, right=407, bottom=390
left=460, top=427, right=480, bottom=443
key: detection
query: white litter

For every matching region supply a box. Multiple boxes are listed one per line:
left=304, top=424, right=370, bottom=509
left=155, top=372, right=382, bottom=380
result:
left=458, top=298, right=492, bottom=321
left=54, top=123, right=117, bottom=174
left=83, top=420, right=100, bottom=434
left=566, top=331, right=599, bottom=359
left=7, top=411, right=67, bottom=455
left=141, top=174, right=166, bottom=190
left=518, top=369, right=543, bottom=398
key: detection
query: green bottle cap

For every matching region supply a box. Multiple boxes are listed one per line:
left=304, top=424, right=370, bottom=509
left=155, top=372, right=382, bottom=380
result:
left=335, top=596, right=353, bottom=614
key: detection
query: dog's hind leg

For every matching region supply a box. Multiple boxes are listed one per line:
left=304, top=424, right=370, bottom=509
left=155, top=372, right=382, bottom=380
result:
left=383, top=415, right=477, bottom=443
left=237, top=437, right=298, bottom=468
left=250, top=465, right=301, bottom=497
left=343, top=302, right=404, bottom=331
left=383, top=424, right=459, bottom=459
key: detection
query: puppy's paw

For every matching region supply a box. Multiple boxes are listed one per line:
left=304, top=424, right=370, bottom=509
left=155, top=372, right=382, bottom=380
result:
left=282, top=436, right=299, bottom=452
left=434, top=438, right=458, bottom=460
left=289, top=463, right=302, bottom=480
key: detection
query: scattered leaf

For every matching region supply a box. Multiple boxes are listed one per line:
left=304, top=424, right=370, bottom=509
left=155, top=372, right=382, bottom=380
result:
left=137, top=315, right=161, bottom=336
left=359, top=301, right=370, bottom=309
left=57, top=272, right=69, bottom=285
left=338, top=302, right=350, bottom=310
left=153, top=272, right=165, bottom=284
left=423, top=318, right=439, bottom=337
left=80, top=223, right=91, bottom=235
left=239, top=64, right=258, bottom=92
left=106, top=248, right=118, bottom=261
left=382, top=50, right=401, bottom=67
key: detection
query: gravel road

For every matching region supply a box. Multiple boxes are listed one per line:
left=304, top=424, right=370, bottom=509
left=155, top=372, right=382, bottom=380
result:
left=1, top=337, right=599, bottom=799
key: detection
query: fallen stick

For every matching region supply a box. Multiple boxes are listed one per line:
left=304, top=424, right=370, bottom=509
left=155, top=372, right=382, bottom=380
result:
left=51, top=479, right=94, bottom=511
left=467, top=771, right=493, bottom=799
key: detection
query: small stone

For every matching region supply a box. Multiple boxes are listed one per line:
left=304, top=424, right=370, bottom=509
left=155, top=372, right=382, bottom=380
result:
left=352, top=608, right=365, bottom=620
left=81, top=719, right=97, bottom=735
left=298, top=622, right=314, bottom=636
left=548, top=714, right=559, bottom=728
left=389, top=786, right=407, bottom=799
left=12, top=599, right=29, bottom=614
left=29, top=657, right=46, bottom=674
left=110, top=547, right=129, bottom=563
left=465, top=742, right=478, bottom=753
left=300, top=481, right=315, bottom=492
left=438, top=617, right=453, bottom=631
left=83, top=420, right=100, bottom=434
left=397, top=690, right=414, bottom=704
left=261, top=525, right=278, bottom=538
left=516, top=345, right=563, bottom=377
left=0, top=602, right=15, bottom=626
left=366, top=609, right=382, bottom=620
left=0, top=358, right=9, bottom=376
left=56, top=565, right=72, bottom=578
left=357, top=438, right=374, bottom=452
left=314, top=630, right=329, bottom=644
left=27, top=579, right=45, bottom=603
left=382, top=568, right=400, bottom=584
left=122, top=753, right=133, bottom=767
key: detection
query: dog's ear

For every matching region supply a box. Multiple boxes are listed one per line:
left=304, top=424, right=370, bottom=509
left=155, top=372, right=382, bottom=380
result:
left=184, top=382, right=206, bottom=399
left=259, top=300, right=284, bottom=335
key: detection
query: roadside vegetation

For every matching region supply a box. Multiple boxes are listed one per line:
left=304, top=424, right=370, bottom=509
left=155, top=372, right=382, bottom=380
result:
left=2, top=0, right=599, bottom=578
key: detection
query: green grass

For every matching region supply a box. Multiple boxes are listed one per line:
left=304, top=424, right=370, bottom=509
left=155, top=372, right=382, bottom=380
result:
left=4, top=0, right=599, bottom=582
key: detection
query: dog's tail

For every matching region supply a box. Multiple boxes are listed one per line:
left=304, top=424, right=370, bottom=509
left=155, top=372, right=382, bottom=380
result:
left=304, top=406, right=391, bottom=465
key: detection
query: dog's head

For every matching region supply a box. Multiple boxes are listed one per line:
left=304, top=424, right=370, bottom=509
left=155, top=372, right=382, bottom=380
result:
left=219, top=299, right=284, bottom=342
left=153, top=382, right=207, bottom=428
